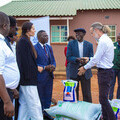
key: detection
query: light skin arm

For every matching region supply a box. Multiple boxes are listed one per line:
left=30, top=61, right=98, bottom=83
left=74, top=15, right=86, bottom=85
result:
left=0, top=75, right=14, bottom=117
left=78, top=66, right=86, bottom=76
left=38, top=66, right=43, bottom=73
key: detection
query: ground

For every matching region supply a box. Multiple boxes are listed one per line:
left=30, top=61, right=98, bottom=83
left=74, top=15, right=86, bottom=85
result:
left=52, top=74, right=118, bottom=104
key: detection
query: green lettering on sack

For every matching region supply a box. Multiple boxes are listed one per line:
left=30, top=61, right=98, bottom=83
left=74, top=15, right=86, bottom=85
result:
left=65, top=82, right=74, bottom=87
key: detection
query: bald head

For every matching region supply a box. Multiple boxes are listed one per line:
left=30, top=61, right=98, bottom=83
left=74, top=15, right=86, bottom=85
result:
left=0, top=12, right=10, bottom=37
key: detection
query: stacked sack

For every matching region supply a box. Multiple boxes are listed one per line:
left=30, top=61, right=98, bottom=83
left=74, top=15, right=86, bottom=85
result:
left=109, top=99, right=120, bottom=120
left=62, top=80, right=78, bottom=103
left=45, top=80, right=102, bottom=120
left=45, top=101, right=102, bottom=120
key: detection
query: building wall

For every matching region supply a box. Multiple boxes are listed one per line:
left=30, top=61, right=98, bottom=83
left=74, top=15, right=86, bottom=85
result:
left=50, top=20, right=67, bottom=71
left=70, top=9, right=120, bottom=52
left=16, top=9, right=120, bottom=71
left=52, top=9, right=120, bottom=71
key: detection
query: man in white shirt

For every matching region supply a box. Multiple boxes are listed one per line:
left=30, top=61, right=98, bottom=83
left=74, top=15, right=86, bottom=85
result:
left=0, top=12, right=20, bottom=120
left=78, top=22, right=116, bottom=120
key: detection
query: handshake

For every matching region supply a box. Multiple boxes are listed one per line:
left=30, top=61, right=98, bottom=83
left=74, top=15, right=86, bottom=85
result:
left=77, top=57, right=90, bottom=76
left=76, top=57, right=89, bottom=67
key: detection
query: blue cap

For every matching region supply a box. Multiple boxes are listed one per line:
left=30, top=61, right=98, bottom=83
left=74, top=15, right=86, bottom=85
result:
left=74, top=28, right=86, bottom=33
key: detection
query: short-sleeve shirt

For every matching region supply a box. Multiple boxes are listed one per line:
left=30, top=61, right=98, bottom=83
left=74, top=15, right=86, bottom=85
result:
left=0, top=34, right=20, bottom=89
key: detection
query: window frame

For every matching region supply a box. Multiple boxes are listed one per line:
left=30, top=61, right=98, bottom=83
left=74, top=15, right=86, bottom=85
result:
left=108, top=25, right=116, bottom=42
left=51, top=25, right=68, bottom=43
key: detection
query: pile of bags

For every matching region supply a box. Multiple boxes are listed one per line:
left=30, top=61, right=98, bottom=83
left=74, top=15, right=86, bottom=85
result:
left=109, top=99, right=120, bottom=120
left=45, top=80, right=101, bottom=120
left=45, top=101, right=102, bottom=120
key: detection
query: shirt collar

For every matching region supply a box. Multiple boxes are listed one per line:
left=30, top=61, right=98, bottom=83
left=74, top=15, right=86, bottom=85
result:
left=78, top=40, right=84, bottom=44
left=99, top=34, right=107, bottom=41
left=0, top=34, right=5, bottom=40
left=39, top=42, right=46, bottom=48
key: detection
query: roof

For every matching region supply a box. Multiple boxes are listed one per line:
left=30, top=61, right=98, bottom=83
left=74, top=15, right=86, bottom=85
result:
left=0, top=0, right=120, bottom=16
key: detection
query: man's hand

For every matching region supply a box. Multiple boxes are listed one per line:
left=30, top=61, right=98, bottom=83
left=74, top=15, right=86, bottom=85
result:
left=76, top=58, right=81, bottom=62
left=4, top=100, right=14, bottom=117
left=45, top=65, right=55, bottom=72
left=50, top=65, right=55, bottom=72
left=38, top=66, right=43, bottom=73
left=12, top=89, right=19, bottom=99
left=76, top=57, right=89, bottom=64
left=45, top=65, right=52, bottom=71
left=78, top=66, right=86, bottom=76
left=80, top=57, right=89, bottom=63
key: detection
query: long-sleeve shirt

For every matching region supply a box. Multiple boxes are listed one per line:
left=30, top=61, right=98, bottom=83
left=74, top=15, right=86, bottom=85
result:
left=84, top=34, right=114, bottom=70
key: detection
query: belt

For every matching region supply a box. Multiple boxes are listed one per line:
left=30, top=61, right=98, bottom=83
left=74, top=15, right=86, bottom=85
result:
left=98, top=68, right=112, bottom=71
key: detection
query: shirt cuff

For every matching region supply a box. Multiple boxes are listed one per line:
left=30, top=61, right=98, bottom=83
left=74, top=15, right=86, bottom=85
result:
left=89, top=57, right=92, bottom=61
left=84, top=64, right=89, bottom=70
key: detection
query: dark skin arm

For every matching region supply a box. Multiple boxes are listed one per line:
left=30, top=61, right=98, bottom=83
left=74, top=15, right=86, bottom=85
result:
left=0, top=75, right=14, bottom=117
left=12, top=89, right=19, bottom=99
left=45, top=64, right=55, bottom=72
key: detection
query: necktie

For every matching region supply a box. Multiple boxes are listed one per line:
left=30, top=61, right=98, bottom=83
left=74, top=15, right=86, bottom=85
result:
left=43, top=45, right=48, bottom=56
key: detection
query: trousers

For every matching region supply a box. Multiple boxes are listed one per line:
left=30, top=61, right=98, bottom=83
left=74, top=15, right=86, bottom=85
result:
left=18, top=85, right=43, bottom=120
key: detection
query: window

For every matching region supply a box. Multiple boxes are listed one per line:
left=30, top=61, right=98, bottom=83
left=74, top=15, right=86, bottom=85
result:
left=108, top=25, right=116, bottom=42
left=51, top=25, right=67, bottom=43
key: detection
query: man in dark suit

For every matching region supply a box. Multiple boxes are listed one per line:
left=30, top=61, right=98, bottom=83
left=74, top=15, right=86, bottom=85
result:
left=66, top=28, right=93, bottom=102
left=34, top=30, right=56, bottom=120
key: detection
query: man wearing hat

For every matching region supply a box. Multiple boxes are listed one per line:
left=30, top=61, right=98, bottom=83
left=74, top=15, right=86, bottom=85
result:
left=109, top=33, right=120, bottom=100
left=66, top=28, right=93, bottom=102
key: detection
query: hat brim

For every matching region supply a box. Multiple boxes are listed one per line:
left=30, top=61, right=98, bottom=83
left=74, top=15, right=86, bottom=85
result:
left=74, top=30, right=86, bottom=33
